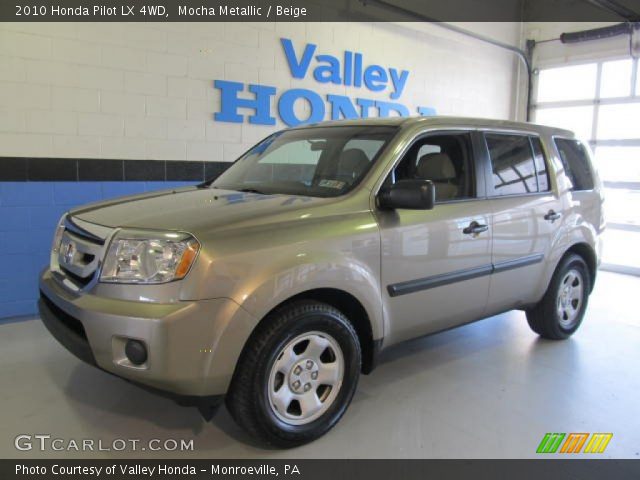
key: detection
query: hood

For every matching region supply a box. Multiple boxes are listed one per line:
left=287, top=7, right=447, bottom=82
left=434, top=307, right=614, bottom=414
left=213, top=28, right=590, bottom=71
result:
left=71, top=187, right=333, bottom=235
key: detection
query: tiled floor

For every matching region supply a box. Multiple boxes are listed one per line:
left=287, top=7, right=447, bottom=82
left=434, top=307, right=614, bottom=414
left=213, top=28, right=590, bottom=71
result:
left=0, top=271, right=638, bottom=459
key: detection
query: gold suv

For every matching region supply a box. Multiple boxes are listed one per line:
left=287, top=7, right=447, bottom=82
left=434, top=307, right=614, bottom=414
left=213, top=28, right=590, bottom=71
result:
left=39, top=117, right=604, bottom=447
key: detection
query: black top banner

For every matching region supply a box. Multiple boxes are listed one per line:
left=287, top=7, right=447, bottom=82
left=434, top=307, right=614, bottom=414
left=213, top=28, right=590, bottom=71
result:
left=1, top=0, right=640, bottom=22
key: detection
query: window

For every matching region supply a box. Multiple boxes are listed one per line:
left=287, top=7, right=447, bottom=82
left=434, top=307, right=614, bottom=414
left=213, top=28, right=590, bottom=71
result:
left=343, top=138, right=386, bottom=160
left=243, top=139, right=321, bottom=185
left=534, top=106, right=594, bottom=141
left=212, top=126, right=396, bottom=197
left=600, top=59, right=633, bottom=98
left=534, top=58, right=640, bottom=155
left=388, top=133, right=474, bottom=202
left=554, top=138, right=594, bottom=191
left=594, top=147, right=640, bottom=183
left=536, top=64, right=597, bottom=102
left=486, top=134, right=538, bottom=195
left=531, top=137, right=550, bottom=191
left=596, top=103, right=640, bottom=140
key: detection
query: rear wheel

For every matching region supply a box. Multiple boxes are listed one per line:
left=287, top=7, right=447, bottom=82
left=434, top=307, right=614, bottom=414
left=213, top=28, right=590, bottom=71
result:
left=526, top=253, right=591, bottom=340
left=226, top=300, right=361, bottom=447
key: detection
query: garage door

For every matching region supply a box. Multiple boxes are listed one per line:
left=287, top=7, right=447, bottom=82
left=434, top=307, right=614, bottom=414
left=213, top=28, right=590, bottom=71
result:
left=533, top=57, right=640, bottom=275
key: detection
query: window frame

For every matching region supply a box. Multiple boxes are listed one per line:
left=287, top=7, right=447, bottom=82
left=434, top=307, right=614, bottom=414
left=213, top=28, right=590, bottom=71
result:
left=377, top=129, right=486, bottom=206
left=530, top=136, right=551, bottom=193
left=479, top=131, right=553, bottom=199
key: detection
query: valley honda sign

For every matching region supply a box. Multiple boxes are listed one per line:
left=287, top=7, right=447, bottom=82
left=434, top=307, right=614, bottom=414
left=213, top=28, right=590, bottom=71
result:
left=214, top=38, right=436, bottom=126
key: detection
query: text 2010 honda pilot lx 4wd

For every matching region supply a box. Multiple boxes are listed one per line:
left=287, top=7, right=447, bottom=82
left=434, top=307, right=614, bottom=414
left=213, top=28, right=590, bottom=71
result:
left=39, top=117, right=604, bottom=447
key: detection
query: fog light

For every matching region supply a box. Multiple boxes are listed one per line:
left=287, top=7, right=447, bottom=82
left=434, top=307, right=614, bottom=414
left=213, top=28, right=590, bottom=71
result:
left=125, top=339, right=147, bottom=365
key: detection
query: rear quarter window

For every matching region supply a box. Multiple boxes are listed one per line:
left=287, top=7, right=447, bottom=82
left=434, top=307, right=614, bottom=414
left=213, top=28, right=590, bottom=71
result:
left=553, top=138, right=595, bottom=191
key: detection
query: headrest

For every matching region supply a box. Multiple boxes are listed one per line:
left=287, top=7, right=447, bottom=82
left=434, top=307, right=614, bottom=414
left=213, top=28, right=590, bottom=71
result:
left=416, top=152, right=456, bottom=180
left=338, top=149, right=370, bottom=179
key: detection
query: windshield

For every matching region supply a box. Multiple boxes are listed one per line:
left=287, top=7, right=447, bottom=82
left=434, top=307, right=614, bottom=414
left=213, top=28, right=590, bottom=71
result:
left=210, top=126, right=397, bottom=197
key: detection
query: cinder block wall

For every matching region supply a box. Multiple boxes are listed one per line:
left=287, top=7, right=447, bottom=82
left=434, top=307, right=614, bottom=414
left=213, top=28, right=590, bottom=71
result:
left=0, top=21, right=520, bottom=318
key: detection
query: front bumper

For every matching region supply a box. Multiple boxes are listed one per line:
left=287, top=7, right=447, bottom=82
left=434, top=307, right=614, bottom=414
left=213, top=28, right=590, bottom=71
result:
left=39, top=269, right=257, bottom=397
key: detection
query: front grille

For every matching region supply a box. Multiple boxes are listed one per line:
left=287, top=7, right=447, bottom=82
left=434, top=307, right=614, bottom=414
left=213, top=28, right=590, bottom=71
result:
left=40, top=292, right=87, bottom=341
left=60, top=265, right=95, bottom=287
left=65, top=217, right=105, bottom=246
left=57, top=217, right=109, bottom=288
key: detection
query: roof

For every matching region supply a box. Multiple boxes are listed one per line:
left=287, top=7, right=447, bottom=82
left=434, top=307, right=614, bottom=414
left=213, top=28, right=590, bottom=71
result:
left=296, top=115, right=575, bottom=137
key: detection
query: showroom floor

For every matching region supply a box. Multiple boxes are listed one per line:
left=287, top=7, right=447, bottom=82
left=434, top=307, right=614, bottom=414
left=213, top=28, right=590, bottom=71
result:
left=1, top=271, right=638, bottom=459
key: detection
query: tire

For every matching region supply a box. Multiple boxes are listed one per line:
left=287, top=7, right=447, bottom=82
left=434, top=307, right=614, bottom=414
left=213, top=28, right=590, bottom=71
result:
left=225, top=300, right=361, bottom=448
left=526, top=253, right=591, bottom=340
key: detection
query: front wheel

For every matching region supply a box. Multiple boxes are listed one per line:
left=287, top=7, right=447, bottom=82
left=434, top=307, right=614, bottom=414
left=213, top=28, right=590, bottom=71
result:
left=225, top=301, right=361, bottom=447
left=526, top=253, right=591, bottom=340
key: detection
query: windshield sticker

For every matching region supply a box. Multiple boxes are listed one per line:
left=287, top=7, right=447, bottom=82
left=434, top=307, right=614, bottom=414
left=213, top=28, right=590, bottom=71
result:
left=318, top=179, right=346, bottom=189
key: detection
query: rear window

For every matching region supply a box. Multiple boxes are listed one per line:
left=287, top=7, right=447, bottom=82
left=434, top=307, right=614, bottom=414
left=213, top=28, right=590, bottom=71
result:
left=554, top=138, right=594, bottom=191
left=485, top=134, right=538, bottom=195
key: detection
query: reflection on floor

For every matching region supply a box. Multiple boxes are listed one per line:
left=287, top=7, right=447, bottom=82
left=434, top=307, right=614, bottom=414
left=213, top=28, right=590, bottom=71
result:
left=0, top=271, right=638, bottom=459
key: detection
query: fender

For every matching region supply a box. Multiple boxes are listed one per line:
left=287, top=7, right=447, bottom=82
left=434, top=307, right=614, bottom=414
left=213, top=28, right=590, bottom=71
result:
left=536, top=221, right=599, bottom=304
left=233, top=253, right=384, bottom=341
left=180, top=208, right=384, bottom=341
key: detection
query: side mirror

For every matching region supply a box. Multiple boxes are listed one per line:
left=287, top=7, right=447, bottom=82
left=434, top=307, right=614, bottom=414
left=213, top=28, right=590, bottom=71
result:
left=378, top=179, right=435, bottom=210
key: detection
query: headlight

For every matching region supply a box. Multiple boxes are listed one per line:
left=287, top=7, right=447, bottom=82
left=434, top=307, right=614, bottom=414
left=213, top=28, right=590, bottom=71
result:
left=100, top=230, right=200, bottom=284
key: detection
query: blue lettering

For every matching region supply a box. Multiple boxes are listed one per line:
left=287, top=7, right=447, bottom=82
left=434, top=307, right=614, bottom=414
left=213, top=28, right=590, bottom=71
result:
left=364, top=65, right=387, bottom=92
left=353, top=53, right=363, bottom=87
left=344, top=51, right=353, bottom=87
left=313, top=54, right=341, bottom=84
left=212, top=39, right=430, bottom=126
left=278, top=89, right=325, bottom=127
left=327, top=94, right=359, bottom=120
left=376, top=100, right=409, bottom=117
left=281, top=38, right=316, bottom=79
left=417, top=106, right=437, bottom=116
left=214, top=80, right=276, bottom=125
left=356, top=98, right=376, bottom=118
left=389, top=69, right=409, bottom=100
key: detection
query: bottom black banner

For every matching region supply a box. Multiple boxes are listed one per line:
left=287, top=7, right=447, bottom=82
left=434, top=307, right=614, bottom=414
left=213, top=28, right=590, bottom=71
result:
left=2, top=459, right=640, bottom=480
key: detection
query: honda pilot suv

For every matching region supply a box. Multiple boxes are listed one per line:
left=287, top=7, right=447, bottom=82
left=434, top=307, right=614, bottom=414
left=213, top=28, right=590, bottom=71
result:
left=39, top=117, right=604, bottom=447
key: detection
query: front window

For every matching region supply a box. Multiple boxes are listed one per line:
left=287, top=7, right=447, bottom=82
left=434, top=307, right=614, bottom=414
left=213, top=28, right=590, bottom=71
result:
left=385, top=132, right=476, bottom=202
left=211, top=126, right=397, bottom=197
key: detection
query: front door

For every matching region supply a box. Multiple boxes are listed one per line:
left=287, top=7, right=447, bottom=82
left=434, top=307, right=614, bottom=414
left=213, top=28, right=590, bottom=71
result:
left=376, top=131, right=493, bottom=345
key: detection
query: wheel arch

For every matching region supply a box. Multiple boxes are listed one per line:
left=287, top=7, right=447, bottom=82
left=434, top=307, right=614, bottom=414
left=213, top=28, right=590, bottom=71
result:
left=238, top=288, right=380, bottom=376
left=564, top=242, right=597, bottom=293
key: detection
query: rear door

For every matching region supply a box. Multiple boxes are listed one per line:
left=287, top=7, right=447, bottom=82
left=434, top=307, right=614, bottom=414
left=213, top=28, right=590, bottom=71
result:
left=481, top=132, right=564, bottom=313
left=376, top=130, right=493, bottom=345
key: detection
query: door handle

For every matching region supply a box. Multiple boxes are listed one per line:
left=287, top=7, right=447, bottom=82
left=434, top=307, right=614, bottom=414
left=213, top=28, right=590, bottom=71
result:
left=463, top=221, right=489, bottom=235
left=544, top=210, right=562, bottom=222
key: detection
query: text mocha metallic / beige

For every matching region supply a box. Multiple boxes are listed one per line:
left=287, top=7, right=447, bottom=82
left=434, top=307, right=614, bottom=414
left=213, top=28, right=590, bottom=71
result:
left=39, top=116, right=604, bottom=447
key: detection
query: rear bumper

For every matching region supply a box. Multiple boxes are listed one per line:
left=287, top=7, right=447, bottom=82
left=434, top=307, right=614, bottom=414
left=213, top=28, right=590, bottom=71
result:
left=39, top=269, right=257, bottom=397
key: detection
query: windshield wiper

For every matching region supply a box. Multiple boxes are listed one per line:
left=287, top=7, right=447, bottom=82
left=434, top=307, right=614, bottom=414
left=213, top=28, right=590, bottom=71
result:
left=206, top=185, right=269, bottom=195
left=236, top=188, right=267, bottom=195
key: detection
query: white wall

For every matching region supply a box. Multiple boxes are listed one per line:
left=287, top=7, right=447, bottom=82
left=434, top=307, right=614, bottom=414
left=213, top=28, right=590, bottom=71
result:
left=0, top=21, right=520, bottom=163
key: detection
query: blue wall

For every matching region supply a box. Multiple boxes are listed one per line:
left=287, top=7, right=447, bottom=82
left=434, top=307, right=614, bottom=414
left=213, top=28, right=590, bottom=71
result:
left=0, top=181, right=194, bottom=319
